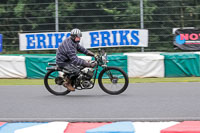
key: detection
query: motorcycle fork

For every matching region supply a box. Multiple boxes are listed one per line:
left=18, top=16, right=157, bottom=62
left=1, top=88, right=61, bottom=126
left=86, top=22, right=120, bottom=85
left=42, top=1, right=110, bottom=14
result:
left=104, top=67, right=113, bottom=80
left=92, top=66, right=99, bottom=85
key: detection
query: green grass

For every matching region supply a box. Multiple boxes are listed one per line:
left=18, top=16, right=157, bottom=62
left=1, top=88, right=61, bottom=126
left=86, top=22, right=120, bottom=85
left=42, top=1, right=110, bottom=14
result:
left=0, top=77, right=200, bottom=85
left=0, top=79, right=44, bottom=85
left=129, top=77, right=200, bottom=83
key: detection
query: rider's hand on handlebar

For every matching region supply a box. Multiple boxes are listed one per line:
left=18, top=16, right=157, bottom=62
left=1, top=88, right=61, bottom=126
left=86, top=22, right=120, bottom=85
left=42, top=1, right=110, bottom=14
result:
left=90, top=62, right=97, bottom=68
left=94, top=54, right=98, bottom=61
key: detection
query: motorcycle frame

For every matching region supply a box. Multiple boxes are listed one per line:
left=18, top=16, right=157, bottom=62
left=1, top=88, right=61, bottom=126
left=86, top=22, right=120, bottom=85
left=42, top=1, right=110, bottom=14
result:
left=81, top=61, right=107, bottom=89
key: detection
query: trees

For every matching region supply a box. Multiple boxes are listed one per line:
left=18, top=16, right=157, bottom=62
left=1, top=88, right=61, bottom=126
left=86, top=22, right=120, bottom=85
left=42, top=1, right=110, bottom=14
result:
left=0, top=0, right=199, bottom=53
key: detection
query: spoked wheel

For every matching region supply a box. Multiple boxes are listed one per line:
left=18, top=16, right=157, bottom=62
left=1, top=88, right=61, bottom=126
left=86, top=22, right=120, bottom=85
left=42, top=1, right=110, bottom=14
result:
left=98, top=67, right=129, bottom=95
left=44, top=69, right=71, bottom=95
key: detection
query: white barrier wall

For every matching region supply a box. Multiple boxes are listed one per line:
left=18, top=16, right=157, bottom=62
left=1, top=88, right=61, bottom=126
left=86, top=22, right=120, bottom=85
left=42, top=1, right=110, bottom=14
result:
left=125, top=53, right=165, bottom=78
left=0, top=56, right=27, bottom=78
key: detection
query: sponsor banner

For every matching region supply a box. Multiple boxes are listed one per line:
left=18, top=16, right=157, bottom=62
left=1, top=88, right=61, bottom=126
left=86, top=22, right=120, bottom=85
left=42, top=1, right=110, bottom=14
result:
left=19, top=29, right=148, bottom=51
left=174, top=28, right=200, bottom=50
left=0, top=34, right=2, bottom=52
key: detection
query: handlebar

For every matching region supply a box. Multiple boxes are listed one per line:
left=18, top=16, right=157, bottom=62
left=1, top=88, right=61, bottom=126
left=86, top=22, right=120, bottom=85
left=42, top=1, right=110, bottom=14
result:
left=94, top=48, right=108, bottom=66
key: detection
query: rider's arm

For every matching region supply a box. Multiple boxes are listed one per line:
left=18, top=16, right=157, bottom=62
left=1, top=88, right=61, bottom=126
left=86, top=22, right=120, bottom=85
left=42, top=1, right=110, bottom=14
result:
left=77, top=43, right=88, bottom=55
left=86, top=50, right=95, bottom=57
left=66, top=43, right=91, bottom=67
left=77, top=43, right=95, bottom=57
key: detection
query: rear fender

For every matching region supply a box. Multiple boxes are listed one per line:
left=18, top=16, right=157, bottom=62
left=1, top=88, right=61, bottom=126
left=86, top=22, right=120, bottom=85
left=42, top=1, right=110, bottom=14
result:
left=46, top=66, right=62, bottom=71
left=48, top=63, right=56, bottom=66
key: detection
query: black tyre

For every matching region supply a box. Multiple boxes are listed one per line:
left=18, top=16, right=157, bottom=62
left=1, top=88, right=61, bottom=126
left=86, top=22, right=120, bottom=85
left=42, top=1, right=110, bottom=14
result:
left=98, top=67, right=129, bottom=95
left=44, top=69, right=71, bottom=95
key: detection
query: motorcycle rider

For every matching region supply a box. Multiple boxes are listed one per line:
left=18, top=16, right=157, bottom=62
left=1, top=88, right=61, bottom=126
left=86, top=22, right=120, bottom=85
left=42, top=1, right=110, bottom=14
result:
left=56, top=28, right=96, bottom=91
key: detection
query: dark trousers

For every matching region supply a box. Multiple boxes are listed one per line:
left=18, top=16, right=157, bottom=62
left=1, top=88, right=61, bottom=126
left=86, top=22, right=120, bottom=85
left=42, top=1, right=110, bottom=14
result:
left=57, top=62, right=80, bottom=79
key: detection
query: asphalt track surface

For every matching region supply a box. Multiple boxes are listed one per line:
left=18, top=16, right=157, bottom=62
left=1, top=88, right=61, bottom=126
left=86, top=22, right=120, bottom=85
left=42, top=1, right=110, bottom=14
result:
left=0, top=82, right=200, bottom=122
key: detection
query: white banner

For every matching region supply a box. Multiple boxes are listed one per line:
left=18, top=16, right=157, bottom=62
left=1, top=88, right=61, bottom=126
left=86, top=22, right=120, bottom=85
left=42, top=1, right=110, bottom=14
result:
left=19, top=29, right=148, bottom=51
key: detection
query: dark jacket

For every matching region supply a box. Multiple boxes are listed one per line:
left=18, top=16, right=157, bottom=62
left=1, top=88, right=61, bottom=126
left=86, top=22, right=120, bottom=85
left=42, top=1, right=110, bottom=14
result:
left=56, top=37, right=89, bottom=66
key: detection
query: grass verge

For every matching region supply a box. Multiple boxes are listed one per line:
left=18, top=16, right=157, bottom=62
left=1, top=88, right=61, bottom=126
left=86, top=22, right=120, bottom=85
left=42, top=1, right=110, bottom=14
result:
left=0, top=77, right=199, bottom=85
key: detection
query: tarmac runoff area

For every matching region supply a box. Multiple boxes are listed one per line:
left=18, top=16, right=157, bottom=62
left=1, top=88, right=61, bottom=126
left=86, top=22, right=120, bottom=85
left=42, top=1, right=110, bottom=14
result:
left=0, top=82, right=200, bottom=132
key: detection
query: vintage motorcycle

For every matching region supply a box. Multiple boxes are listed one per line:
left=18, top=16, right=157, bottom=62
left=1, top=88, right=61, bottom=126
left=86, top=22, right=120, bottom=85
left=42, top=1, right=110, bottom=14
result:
left=44, top=49, right=129, bottom=95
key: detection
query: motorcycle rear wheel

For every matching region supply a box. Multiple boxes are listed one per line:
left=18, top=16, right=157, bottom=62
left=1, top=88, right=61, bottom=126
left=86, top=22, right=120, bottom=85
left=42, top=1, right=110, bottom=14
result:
left=44, top=69, right=71, bottom=95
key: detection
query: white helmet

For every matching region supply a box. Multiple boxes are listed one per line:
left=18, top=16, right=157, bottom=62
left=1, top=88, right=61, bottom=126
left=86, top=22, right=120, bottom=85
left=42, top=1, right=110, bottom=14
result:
left=70, top=28, right=82, bottom=38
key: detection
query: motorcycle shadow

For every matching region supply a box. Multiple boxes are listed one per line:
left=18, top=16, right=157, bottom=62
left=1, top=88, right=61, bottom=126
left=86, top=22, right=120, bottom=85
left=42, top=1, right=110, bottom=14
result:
left=44, top=93, right=128, bottom=98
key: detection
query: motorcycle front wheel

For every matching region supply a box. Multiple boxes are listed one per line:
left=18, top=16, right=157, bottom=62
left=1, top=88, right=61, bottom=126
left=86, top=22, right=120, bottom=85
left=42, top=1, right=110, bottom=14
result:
left=44, top=69, right=71, bottom=95
left=98, top=66, right=129, bottom=95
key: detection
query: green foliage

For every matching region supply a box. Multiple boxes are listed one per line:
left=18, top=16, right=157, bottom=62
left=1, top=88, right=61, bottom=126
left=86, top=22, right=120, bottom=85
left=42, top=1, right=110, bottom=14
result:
left=0, top=0, right=200, bottom=53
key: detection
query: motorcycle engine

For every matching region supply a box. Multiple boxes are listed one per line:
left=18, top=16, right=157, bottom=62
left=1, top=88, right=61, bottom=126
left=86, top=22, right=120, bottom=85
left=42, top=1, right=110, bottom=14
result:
left=81, top=80, right=93, bottom=88
left=76, top=68, right=94, bottom=89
